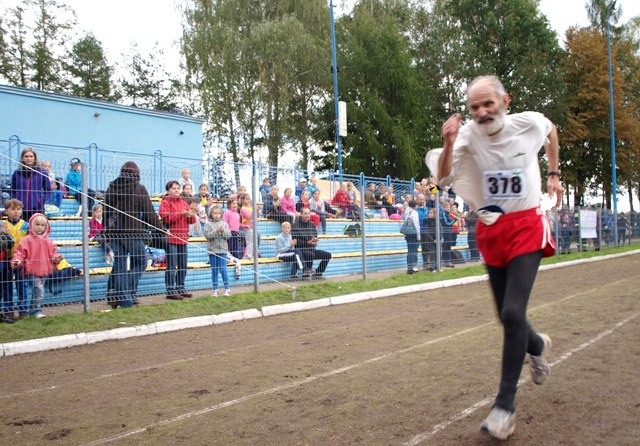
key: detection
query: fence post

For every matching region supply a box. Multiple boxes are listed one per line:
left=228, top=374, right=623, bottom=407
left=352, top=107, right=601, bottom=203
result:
left=8, top=135, right=20, bottom=174
left=597, top=208, right=602, bottom=250
left=252, top=162, right=259, bottom=293
left=153, top=150, right=163, bottom=196
left=81, top=163, right=90, bottom=313
left=575, top=206, right=583, bottom=252
left=435, top=198, right=442, bottom=271
left=360, top=179, right=367, bottom=280
left=89, top=143, right=99, bottom=190
left=554, top=208, right=560, bottom=256
left=613, top=208, right=619, bottom=247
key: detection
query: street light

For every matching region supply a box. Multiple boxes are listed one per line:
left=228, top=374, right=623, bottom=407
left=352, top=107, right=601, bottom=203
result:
left=606, top=0, right=618, bottom=245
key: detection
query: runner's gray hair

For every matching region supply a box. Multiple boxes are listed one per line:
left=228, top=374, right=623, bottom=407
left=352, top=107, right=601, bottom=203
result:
left=467, top=75, right=506, bottom=101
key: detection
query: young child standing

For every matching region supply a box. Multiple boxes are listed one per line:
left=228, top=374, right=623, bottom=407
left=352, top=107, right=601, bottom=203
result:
left=223, top=199, right=242, bottom=260
left=275, top=221, right=303, bottom=279
left=239, top=193, right=260, bottom=259
left=3, top=199, right=29, bottom=318
left=11, top=213, right=62, bottom=318
left=204, top=206, right=231, bottom=297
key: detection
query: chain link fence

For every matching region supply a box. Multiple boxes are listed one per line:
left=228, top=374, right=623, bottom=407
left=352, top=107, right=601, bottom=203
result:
left=0, top=136, right=636, bottom=319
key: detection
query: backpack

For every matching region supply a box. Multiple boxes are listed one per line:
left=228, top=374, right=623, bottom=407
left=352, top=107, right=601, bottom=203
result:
left=0, top=233, right=14, bottom=252
left=343, top=223, right=362, bottom=237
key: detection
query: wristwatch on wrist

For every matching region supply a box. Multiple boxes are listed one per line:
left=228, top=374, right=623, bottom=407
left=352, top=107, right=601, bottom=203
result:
left=547, top=170, right=561, bottom=177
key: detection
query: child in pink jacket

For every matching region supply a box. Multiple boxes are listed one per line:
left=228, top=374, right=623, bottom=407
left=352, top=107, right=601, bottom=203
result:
left=11, top=213, right=63, bottom=318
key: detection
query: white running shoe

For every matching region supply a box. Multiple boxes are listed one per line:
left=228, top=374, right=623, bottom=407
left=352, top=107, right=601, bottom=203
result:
left=213, top=290, right=219, bottom=298
left=528, top=333, right=552, bottom=385
left=34, top=313, right=47, bottom=319
left=223, top=289, right=231, bottom=297
left=481, top=406, right=516, bottom=440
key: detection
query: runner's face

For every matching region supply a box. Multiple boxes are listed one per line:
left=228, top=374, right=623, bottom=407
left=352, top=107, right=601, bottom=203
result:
left=468, top=83, right=508, bottom=135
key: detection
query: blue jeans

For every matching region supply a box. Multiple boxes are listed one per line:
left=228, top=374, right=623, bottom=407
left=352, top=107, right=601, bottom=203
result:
left=166, top=243, right=188, bottom=294
left=27, top=275, right=45, bottom=315
left=12, top=267, right=28, bottom=315
left=46, top=190, right=64, bottom=208
left=405, top=234, right=419, bottom=271
left=110, top=237, right=147, bottom=308
left=209, top=253, right=230, bottom=291
left=0, top=261, right=13, bottom=314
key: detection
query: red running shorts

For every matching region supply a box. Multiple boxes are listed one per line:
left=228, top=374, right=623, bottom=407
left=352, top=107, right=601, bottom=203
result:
left=476, top=207, right=556, bottom=268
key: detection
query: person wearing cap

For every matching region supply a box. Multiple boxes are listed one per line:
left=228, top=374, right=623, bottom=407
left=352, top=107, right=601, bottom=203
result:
left=306, top=176, right=319, bottom=196
left=295, top=178, right=307, bottom=200
left=65, top=158, right=95, bottom=215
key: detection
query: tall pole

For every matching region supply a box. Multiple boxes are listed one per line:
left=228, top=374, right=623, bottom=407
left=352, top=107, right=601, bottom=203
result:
left=329, top=0, right=343, bottom=183
left=606, top=1, right=618, bottom=245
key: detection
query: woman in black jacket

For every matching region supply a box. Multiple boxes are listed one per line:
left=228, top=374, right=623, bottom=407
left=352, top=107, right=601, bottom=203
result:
left=103, top=161, right=164, bottom=308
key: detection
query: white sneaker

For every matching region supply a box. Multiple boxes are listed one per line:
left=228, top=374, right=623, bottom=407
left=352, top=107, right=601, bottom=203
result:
left=213, top=290, right=219, bottom=298
left=34, top=313, right=47, bottom=319
left=528, top=333, right=552, bottom=385
left=223, top=289, right=231, bottom=297
left=481, top=406, right=516, bottom=440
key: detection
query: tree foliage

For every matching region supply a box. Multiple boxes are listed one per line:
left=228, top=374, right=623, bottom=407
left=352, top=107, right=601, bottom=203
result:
left=182, top=0, right=330, bottom=182
left=119, top=44, right=180, bottom=111
left=0, top=1, right=75, bottom=89
left=64, top=33, right=115, bottom=100
left=562, top=27, right=639, bottom=207
left=27, top=0, right=76, bottom=91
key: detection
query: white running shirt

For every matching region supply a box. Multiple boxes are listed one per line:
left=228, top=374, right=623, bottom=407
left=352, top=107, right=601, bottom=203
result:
left=427, top=112, right=552, bottom=214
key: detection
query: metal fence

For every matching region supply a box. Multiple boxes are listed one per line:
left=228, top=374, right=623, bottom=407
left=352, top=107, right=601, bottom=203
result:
left=0, top=136, right=636, bottom=319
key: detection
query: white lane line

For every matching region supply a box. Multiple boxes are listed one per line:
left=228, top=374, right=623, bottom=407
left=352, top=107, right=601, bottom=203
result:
left=0, top=293, right=490, bottom=400
left=403, top=311, right=640, bottom=445
left=78, top=322, right=494, bottom=446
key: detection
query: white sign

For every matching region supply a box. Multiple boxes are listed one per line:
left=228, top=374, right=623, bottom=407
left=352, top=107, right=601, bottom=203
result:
left=339, top=101, right=347, bottom=137
left=579, top=209, right=597, bottom=238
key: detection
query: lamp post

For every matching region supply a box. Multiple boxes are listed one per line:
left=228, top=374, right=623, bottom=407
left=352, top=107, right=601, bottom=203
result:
left=606, top=0, right=618, bottom=245
left=329, top=0, right=343, bottom=183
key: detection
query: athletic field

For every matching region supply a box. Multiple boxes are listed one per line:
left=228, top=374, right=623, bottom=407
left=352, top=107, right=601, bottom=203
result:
left=0, top=254, right=638, bottom=445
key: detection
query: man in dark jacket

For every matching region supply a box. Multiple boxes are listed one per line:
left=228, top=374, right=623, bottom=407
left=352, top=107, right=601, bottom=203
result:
left=103, top=161, right=164, bottom=308
left=291, top=208, right=331, bottom=279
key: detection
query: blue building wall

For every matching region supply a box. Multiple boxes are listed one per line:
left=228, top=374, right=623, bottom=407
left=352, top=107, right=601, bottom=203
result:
left=1, top=84, right=202, bottom=155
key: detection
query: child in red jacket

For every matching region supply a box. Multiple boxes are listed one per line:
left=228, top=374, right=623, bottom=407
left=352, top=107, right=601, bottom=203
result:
left=11, top=213, right=63, bottom=318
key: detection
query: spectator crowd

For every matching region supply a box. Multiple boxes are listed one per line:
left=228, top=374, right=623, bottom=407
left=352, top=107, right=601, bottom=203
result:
left=1, top=148, right=635, bottom=322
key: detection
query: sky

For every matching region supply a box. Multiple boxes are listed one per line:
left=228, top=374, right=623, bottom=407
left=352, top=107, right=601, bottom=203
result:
left=2, top=0, right=638, bottom=76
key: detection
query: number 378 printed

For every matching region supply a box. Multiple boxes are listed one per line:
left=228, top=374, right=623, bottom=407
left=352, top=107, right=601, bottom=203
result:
left=482, top=170, right=525, bottom=199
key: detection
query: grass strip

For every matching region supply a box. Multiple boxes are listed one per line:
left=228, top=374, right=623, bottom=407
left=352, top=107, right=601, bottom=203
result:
left=0, top=245, right=635, bottom=343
